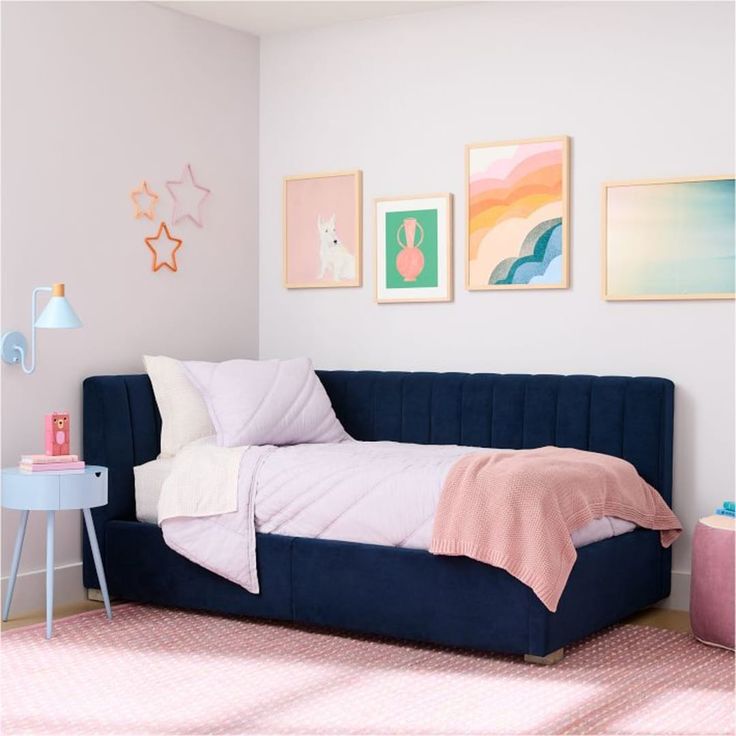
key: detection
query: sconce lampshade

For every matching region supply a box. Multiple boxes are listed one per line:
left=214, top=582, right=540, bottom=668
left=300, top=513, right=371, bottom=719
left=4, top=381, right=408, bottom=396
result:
left=34, top=283, right=82, bottom=329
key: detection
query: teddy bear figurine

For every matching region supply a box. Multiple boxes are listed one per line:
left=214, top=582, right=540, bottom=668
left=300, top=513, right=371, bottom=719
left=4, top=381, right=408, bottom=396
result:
left=45, top=412, right=70, bottom=456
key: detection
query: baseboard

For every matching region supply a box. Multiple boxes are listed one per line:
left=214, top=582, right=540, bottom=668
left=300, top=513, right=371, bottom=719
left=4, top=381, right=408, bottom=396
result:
left=1, top=562, right=87, bottom=619
left=657, top=570, right=690, bottom=611
left=1, top=564, right=692, bottom=616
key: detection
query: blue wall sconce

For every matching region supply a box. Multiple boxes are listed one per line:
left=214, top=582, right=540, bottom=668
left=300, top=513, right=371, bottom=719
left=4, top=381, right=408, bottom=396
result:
left=1, top=283, right=82, bottom=374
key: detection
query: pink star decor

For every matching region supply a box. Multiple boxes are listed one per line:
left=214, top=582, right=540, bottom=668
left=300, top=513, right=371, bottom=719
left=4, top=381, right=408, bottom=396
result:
left=166, top=164, right=211, bottom=227
left=130, top=181, right=159, bottom=220
left=145, top=222, right=183, bottom=272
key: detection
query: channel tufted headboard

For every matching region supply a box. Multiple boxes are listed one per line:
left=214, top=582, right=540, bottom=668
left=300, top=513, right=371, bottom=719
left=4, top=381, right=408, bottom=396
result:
left=316, top=372, right=674, bottom=504
left=81, top=370, right=674, bottom=588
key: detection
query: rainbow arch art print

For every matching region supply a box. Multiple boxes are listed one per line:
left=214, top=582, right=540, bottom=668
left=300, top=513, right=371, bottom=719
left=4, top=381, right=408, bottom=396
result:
left=466, top=136, right=570, bottom=290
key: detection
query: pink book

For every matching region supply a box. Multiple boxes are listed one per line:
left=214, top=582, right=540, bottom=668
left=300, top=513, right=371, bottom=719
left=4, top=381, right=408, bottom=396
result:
left=19, top=461, right=85, bottom=472
left=20, top=454, right=79, bottom=464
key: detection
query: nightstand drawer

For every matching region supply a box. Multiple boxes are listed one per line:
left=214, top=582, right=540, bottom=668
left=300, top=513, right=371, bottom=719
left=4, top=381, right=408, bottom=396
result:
left=2, top=466, right=108, bottom=510
left=59, top=468, right=107, bottom=509
left=2, top=473, right=60, bottom=510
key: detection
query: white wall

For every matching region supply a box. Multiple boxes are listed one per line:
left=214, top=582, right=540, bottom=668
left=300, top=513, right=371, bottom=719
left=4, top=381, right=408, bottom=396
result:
left=1, top=1, right=259, bottom=615
left=259, top=1, right=735, bottom=608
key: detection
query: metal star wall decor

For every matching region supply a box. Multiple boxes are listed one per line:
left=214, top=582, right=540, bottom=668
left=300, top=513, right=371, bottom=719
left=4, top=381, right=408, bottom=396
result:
left=166, top=164, right=211, bottom=227
left=130, top=180, right=160, bottom=220
left=145, top=222, right=183, bottom=272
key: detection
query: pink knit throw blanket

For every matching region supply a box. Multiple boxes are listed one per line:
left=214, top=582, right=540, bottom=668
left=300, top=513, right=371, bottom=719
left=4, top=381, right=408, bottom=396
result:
left=429, top=446, right=682, bottom=612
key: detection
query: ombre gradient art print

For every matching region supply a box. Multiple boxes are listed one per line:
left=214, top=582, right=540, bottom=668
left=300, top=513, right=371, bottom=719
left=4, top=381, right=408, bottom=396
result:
left=603, top=177, right=735, bottom=300
left=466, top=136, right=569, bottom=290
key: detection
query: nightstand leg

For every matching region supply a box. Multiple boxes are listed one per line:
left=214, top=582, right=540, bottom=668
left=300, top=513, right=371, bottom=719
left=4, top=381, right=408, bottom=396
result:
left=2, top=509, right=29, bottom=621
left=45, top=511, right=54, bottom=639
left=82, top=508, right=112, bottom=620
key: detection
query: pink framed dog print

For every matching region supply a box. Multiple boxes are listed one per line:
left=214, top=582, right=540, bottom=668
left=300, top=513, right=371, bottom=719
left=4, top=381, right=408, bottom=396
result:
left=283, top=170, right=362, bottom=288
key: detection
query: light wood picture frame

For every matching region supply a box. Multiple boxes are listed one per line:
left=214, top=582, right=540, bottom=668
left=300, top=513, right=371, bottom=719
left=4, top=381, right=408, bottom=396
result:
left=602, top=175, right=735, bottom=301
left=374, top=193, right=453, bottom=304
left=465, top=135, right=570, bottom=291
left=283, top=170, right=362, bottom=288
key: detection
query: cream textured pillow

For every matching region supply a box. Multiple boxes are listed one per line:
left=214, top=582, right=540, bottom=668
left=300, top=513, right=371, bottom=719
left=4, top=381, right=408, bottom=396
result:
left=143, top=355, right=215, bottom=457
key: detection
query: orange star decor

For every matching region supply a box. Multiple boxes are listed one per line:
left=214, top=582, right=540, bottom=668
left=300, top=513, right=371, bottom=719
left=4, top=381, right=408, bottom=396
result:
left=131, top=181, right=160, bottom=220
left=145, top=222, right=183, bottom=272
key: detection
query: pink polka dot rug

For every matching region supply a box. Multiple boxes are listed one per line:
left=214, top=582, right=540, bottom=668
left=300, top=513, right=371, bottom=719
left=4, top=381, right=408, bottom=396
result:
left=2, top=604, right=733, bottom=735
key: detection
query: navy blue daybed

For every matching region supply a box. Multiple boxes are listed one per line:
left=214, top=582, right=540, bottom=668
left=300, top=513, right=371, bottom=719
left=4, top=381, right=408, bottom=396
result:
left=82, top=370, right=674, bottom=661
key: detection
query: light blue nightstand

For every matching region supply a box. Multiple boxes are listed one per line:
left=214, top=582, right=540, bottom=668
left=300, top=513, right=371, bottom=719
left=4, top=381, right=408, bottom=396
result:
left=1, top=465, right=112, bottom=638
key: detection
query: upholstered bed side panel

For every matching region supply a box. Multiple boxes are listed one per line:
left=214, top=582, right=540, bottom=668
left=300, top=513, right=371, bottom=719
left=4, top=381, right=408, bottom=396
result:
left=317, top=371, right=674, bottom=504
left=293, top=528, right=667, bottom=656
left=105, top=522, right=295, bottom=621
left=98, top=521, right=667, bottom=656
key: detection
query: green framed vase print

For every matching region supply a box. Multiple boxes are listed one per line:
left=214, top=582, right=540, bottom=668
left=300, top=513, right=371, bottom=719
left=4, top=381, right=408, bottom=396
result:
left=375, top=194, right=453, bottom=303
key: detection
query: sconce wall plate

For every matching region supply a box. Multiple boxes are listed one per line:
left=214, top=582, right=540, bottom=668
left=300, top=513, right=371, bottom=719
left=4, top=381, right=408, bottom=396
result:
left=1, top=331, right=26, bottom=365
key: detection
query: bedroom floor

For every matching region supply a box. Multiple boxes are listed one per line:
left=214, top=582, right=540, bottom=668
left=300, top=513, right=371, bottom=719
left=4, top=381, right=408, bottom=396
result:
left=0, top=600, right=692, bottom=633
left=2, top=603, right=730, bottom=736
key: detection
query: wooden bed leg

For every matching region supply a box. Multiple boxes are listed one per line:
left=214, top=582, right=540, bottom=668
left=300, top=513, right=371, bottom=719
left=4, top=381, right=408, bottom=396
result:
left=524, top=647, right=564, bottom=665
left=87, top=588, right=104, bottom=602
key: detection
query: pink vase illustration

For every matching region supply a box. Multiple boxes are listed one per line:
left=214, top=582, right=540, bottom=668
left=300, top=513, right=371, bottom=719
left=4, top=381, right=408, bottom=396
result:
left=395, top=217, right=425, bottom=282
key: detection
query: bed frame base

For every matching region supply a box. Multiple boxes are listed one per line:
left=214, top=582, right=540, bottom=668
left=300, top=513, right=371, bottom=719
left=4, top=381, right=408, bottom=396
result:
left=524, top=647, right=564, bottom=665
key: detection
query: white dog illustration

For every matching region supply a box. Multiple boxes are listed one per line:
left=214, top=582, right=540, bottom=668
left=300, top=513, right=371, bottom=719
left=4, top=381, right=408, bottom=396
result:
left=317, top=214, right=355, bottom=281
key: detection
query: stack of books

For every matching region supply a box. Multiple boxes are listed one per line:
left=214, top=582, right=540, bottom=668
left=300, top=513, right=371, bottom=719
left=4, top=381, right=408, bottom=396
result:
left=714, top=501, right=735, bottom=518
left=19, top=454, right=85, bottom=474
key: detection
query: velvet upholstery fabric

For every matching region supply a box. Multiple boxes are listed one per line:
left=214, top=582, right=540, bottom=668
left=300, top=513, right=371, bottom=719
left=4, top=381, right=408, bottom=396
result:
left=82, top=371, right=674, bottom=656
left=690, top=519, right=735, bottom=649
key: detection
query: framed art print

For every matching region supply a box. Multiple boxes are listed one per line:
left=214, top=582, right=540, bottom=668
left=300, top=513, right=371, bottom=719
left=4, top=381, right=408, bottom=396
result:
left=283, top=170, right=362, bottom=288
left=375, top=194, right=453, bottom=303
left=603, top=176, right=735, bottom=301
left=466, top=136, right=569, bottom=290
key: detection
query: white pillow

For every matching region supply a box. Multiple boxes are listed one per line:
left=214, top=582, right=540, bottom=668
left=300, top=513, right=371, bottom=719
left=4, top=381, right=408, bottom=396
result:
left=143, top=355, right=215, bottom=457
left=183, top=357, right=348, bottom=447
